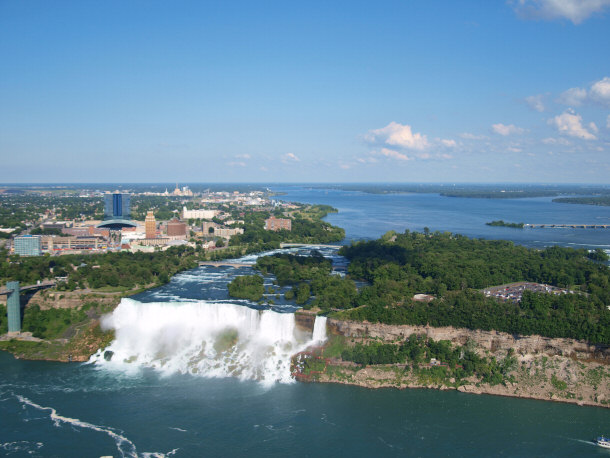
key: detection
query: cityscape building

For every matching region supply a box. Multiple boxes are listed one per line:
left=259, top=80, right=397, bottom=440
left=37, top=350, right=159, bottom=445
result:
left=167, top=218, right=187, bottom=237
left=172, top=184, right=193, bottom=197
left=104, top=192, right=131, bottom=220
left=41, top=236, right=106, bottom=253
left=182, top=206, right=217, bottom=220
left=199, top=221, right=244, bottom=240
left=145, top=211, right=157, bottom=239
left=98, top=192, right=137, bottom=249
left=264, top=217, right=292, bottom=231
left=13, top=235, right=41, bottom=256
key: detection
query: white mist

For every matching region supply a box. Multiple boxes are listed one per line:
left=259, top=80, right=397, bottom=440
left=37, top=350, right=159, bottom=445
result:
left=91, top=298, right=327, bottom=385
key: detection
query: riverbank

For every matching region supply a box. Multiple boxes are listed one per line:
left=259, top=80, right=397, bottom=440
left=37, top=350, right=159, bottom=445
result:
left=315, top=353, right=609, bottom=409
left=294, top=318, right=610, bottom=409
left=0, top=288, right=123, bottom=361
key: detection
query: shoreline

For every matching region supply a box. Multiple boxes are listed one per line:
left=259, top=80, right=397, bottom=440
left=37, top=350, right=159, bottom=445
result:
left=294, top=318, right=610, bottom=409
left=311, top=362, right=609, bottom=409
left=312, top=374, right=608, bottom=409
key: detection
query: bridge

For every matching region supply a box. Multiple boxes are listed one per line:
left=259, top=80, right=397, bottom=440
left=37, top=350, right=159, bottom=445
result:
left=279, top=243, right=344, bottom=249
left=524, top=224, right=609, bottom=229
left=1, top=280, right=56, bottom=334
left=198, top=261, right=252, bottom=268
left=0, top=280, right=56, bottom=296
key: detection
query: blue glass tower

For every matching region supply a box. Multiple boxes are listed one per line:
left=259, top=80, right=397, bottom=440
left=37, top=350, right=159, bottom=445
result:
left=98, top=193, right=136, bottom=250
left=104, top=193, right=131, bottom=220
left=98, top=193, right=136, bottom=230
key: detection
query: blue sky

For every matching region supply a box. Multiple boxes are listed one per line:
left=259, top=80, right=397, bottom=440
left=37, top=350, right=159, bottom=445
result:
left=1, top=0, right=609, bottom=183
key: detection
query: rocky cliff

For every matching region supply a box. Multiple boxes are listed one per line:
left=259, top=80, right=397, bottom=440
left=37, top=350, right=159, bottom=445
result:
left=327, top=318, right=610, bottom=363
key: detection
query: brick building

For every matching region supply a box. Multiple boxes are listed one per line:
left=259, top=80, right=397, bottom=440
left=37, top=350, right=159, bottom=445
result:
left=264, top=216, right=292, bottom=231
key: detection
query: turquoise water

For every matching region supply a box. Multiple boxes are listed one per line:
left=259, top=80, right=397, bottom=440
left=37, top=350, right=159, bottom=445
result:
left=1, top=187, right=609, bottom=457
left=1, top=351, right=608, bottom=457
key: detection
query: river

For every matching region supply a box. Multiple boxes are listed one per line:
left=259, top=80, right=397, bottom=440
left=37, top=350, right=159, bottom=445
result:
left=1, top=186, right=609, bottom=457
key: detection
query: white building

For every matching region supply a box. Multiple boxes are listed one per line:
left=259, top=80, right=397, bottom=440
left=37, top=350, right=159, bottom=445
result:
left=182, top=206, right=218, bottom=220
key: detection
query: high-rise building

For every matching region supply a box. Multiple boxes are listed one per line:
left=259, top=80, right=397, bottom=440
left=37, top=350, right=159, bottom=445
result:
left=104, top=193, right=131, bottom=220
left=13, top=235, right=41, bottom=256
left=98, top=192, right=136, bottom=250
left=167, top=217, right=187, bottom=237
left=145, top=211, right=156, bottom=239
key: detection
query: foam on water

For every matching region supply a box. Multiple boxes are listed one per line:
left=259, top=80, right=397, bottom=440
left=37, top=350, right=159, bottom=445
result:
left=91, top=298, right=327, bottom=385
left=0, top=441, right=43, bottom=455
left=16, top=395, right=139, bottom=457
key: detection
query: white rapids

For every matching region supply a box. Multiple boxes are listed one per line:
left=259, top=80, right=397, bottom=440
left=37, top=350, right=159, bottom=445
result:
left=90, top=298, right=327, bottom=385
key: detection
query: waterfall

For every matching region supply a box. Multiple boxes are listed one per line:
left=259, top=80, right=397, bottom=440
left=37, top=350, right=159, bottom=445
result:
left=312, top=316, right=328, bottom=344
left=90, top=298, right=327, bottom=385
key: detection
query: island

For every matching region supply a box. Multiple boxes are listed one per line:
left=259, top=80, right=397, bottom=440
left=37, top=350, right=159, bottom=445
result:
left=553, top=196, right=610, bottom=207
left=237, top=230, right=610, bottom=407
left=486, top=220, right=524, bottom=228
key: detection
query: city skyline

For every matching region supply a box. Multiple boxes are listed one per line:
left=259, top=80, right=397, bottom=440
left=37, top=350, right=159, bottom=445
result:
left=1, top=1, right=609, bottom=183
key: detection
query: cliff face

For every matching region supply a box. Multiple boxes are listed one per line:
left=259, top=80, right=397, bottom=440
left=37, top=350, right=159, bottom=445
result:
left=306, top=318, right=610, bottom=408
left=327, top=318, right=610, bottom=363
left=294, top=310, right=317, bottom=332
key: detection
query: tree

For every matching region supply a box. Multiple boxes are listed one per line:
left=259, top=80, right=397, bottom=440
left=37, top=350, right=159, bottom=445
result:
left=228, top=275, right=264, bottom=301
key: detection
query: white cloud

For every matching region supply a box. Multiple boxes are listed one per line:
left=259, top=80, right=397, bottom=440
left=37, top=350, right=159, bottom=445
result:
left=525, top=94, right=545, bottom=112
left=357, top=157, right=378, bottom=164
left=558, top=87, right=587, bottom=106
left=558, top=77, right=610, bottom=106
left=377, top=148, right=411, bottom=161
left=607, top=114, right=610, bottom=129
left=590, top=76, right=610, bottom=106
left=459, top=132, right=487, bottom=140
left=548, top=109, right=597, bottom=140
left=365, top=122, right=429, bottom=150
left=282, top=153, right=300, bottom=163
left=510, top=0, right=610, bottom=24
left=507, top=146, right=523, bottom=153
left=440, top=139, right=457, bottom=148
left=542, top=137, right=571, bottom=145
left=235, top=154, right=251, bottom=159
left=441, top=153, right=453, bottom=159
left=227, top=161, right=246, bottom=167
left=589, top=122, right=599, bottom=133
left=492, top=123, right=525, bottom=136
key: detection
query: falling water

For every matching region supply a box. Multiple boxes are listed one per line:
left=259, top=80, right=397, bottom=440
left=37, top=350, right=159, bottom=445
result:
left=91, top=298, right=327, bottom=385
left=312, top=316, right=328, bottom=343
